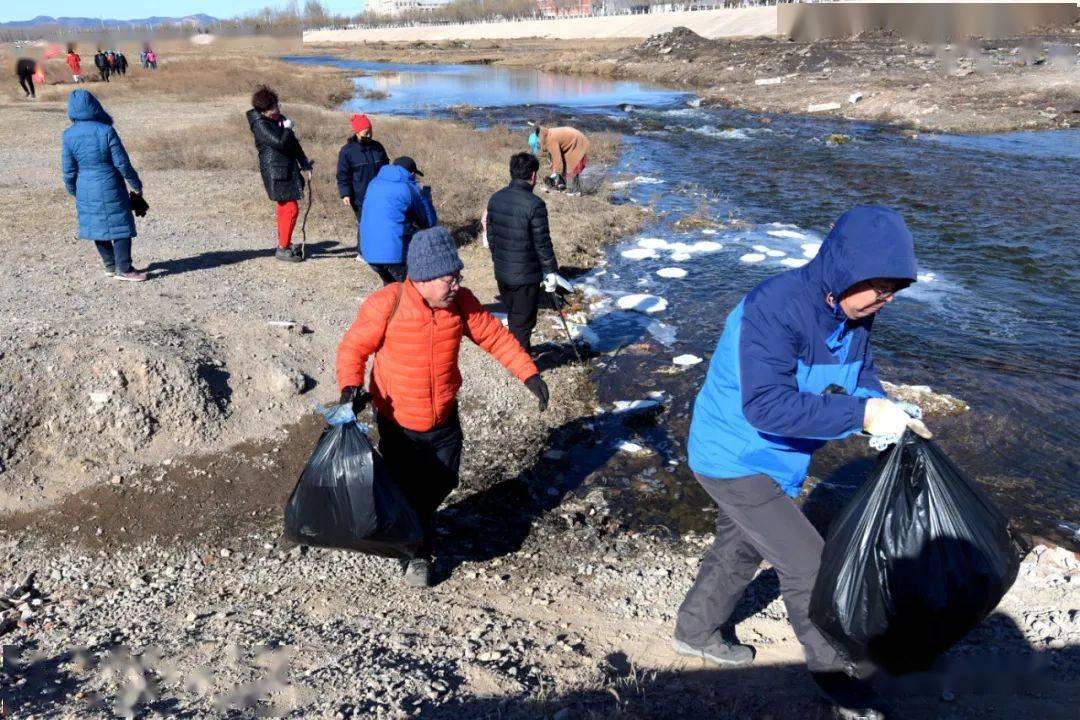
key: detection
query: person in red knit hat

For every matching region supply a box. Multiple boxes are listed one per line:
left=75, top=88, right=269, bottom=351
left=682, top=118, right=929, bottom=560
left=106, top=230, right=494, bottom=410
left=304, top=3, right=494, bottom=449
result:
left=336, top=113, right=389, bottom=259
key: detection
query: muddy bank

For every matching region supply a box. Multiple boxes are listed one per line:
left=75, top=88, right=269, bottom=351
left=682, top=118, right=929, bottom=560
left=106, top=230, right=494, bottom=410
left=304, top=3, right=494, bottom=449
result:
left=308, top=21, right=1080, bottom=134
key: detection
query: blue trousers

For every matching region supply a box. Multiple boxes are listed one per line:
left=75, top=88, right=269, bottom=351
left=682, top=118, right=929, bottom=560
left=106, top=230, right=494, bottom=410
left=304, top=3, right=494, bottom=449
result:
left=94, top=238, right=132, bottom=274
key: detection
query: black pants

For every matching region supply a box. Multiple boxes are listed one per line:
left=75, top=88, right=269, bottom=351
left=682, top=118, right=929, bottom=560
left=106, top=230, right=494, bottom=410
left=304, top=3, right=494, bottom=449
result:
left=376, top=408, right=463, bottom=558
left=17, top=72, right=34, bottom=97
left=369, top=262, right=406, bottom=285
left=674, top=472, right=843, bottom=672
left=98, top=67, right=109, bottom=82
left=498, top=281, right=540, bottom=353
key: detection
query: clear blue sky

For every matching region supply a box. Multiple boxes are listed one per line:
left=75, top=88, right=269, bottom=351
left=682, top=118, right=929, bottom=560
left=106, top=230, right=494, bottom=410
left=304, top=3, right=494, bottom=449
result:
left=1, top=1, right=364, bottom=23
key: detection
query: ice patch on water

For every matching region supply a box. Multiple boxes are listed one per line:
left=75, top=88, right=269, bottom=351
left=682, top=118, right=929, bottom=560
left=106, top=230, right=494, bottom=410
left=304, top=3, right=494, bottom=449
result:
left=741, top=253, right=766, bottom=263
left=615, top=440, right=647, bottom=454
left=690, top=240, right=723, bottom=253
left=766, top=249, right=786, bottom=257
left=621, top=247, right=657, bottom=261
left=752, top=244, right=769, bottom=252
left=646, top=319, right=677, bottom=345
left=613, top=399, right=661, bottom=415
left=781, top=258, right=809, bottom=268
left=638, top=237, right=671, bottom=250
left=767, top=229, right=808, bottom=240
left=918, top=272, right=937, bottom=282
left=670, top=252, right=692, bottom=262
left=801, top=242, right=822, bottom=258
left=657, top=267, right=688, bottom=279
left=673, top=354, right=703, bottom=366
left=634, top=176, right=664, bottom=185
left=568, top=323, right=601, bottom=347
left=609, top=180, right=630, bottom=189
left=702, top=229, right=717, bottom=235
left=617, top=293, right=668, bottom=314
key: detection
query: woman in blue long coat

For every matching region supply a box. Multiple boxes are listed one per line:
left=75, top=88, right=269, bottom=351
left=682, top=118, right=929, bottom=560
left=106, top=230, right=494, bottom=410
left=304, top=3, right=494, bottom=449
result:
left=61, top=89, right=147, bottom=282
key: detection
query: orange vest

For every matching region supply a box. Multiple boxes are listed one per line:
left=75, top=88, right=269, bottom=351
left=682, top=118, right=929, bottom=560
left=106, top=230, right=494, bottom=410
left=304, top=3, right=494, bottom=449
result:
left=336, top=280, right=537, bottom=432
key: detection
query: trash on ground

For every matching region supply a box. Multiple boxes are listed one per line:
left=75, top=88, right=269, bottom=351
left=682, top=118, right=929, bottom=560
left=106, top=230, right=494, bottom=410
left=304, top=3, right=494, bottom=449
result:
left=808, top=102, right=843, bottom=113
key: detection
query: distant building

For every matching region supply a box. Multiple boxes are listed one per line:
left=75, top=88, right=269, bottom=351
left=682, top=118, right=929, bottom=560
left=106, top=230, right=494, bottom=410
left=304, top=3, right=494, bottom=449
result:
left=536, top=0, right=596, bottom=17
left=367, top=0, right=453, bottom=17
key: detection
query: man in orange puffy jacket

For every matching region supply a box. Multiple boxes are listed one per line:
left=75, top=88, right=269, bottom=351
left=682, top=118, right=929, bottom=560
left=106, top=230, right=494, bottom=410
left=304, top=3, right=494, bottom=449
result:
left=337, top=226, right=550, bottom=587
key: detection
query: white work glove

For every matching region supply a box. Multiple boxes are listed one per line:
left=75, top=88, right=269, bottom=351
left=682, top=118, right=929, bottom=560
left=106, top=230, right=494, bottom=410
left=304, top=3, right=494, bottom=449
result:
left=542, top=273, right=558, bottom=294
left=281, top=117, right=293, bottom=129
left=864, top=397, right=931, bottom=450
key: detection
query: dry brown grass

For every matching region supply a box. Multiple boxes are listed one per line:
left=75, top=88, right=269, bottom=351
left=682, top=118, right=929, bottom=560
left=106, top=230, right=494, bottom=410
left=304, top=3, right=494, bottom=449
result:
left=127, top=85, right=641, bottom=266
left=3, top=53, right=353, bottom=109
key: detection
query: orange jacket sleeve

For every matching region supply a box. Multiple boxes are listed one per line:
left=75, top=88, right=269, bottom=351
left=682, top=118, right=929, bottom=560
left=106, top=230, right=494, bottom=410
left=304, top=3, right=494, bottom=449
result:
left=335, top=286, right=396, bottom=391
left=457, top=288, right=538, bottom=382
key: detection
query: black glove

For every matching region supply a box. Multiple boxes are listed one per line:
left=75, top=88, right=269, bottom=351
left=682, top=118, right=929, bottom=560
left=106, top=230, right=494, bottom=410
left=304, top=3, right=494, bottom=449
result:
left=524, top=375, right=549, bottom=412
left=339, top=386, right=372, bottom=414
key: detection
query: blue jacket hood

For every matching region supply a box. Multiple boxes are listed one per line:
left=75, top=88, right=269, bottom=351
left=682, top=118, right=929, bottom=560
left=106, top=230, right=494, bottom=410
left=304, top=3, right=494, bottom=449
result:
left=805, top=205, right=918, bottom=299
left=67, top=90, right=113, bottom=125
left=376, top=164, right=415, bottom=184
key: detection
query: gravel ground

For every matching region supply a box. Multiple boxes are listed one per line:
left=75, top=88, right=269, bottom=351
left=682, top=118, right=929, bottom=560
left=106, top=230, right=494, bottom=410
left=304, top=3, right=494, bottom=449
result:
left=2, top=83, right=1078, bottom=720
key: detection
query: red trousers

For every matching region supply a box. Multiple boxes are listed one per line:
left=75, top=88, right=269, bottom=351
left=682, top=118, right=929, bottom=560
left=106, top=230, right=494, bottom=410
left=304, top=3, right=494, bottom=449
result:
left=275, top=200, right=299, bottom=249
left=567, top=155, right=588, bottom=179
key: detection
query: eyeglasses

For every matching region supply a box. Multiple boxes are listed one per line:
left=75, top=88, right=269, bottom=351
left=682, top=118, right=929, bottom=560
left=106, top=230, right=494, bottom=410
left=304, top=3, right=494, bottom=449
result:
left=866, top=281, right=899, bottom=303
left=440, top=273, right=462, bottom=287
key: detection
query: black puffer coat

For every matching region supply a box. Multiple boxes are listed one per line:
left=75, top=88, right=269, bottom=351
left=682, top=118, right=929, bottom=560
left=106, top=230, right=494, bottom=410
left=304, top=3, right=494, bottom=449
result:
left=336, top=136, right=389, bottom=211
left=485, top=179, right=557, bottom=286
left=246, top=108, right=312, bottom=203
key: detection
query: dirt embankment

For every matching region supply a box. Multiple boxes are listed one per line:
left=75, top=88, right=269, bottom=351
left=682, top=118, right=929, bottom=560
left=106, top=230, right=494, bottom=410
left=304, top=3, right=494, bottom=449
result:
left=311, top=23, right=1080, bottom=134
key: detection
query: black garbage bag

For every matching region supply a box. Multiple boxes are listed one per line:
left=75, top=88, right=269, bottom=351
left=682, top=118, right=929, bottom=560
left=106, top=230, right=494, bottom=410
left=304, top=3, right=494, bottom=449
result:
left=809, top=432, right=1022, bottom=675
left=284, top=408, right=423, bottom=560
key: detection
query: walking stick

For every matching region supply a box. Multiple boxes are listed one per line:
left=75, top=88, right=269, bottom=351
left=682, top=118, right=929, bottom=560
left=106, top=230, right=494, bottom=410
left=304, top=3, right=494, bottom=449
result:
left=549, top=290, right=585, bottom=366
left=299, top=179, right=314, bottom=260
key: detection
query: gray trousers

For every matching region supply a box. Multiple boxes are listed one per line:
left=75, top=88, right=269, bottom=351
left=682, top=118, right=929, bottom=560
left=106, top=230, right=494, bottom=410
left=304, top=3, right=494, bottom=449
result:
left=675, top=472, right=842, bottom=672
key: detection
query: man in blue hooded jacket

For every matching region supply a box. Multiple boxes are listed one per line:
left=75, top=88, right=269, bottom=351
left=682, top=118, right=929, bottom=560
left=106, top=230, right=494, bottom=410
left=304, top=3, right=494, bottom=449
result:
left=674, top=206, right=930, bottom=719
left=360, top=156, right=437, bottom=285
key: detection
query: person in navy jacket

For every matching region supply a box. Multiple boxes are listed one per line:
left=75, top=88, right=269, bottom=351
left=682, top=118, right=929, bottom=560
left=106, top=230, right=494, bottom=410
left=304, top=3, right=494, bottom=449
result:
left=674, top=206, right=931, bottom=719
left=336, top=113, right=389, bottom=257
left=359, top=156, right=437, bottom=285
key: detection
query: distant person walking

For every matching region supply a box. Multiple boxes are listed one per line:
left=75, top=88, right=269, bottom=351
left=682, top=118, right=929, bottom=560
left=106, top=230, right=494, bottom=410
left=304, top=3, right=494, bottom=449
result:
left=246, top=85, right=313, bottom=263
left=62, top=90, right=147, bottom=282
left=336, top=113, right=389, bottom=257
left=106, top=51, right=117, bottom=76
left=146, top=49, right=157, bottom=69
left=360, top=156, right=436, bottom=284
left=15, top=57, right=36, bottom=98
left=485, top=152, right=560, bottom=353
left=65, top=48, right=82, bottom=83
left=531, top=125, right=589, bottom=194
left=94, top=51, right=109, bottom=82
left=139, top=49, right=148, bottom=69
left=116, top=52, right=128, bottom=75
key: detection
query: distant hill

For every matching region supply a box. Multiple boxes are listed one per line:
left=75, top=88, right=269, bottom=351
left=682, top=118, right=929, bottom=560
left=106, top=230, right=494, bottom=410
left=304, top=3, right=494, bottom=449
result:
left=0, top=14, right=219, bottom=30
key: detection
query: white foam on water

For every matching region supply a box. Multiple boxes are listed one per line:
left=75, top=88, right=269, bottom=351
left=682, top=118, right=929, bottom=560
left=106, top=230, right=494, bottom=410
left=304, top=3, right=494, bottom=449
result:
left=673, top=354, right=703, bottom=366
left=740, top=253, right=766, bottom=263
left=752, top=244, right=769, bottom=252
left=689, top=240, right=723, bottom=253
left=767, top=229, right=808, bottom=240
left=802, top=242, right=822, bottom=258
left=621, top=247, right=657, bottom=261
left=692, top=126, right=752, bottom=141
left=780, top=258, right=809, bottom=268
left=657, top=267, right=688, bottom=279
left=617, top=293, right=668, bottom=314
left=609, top=180, right=629, bottom=189
left=634, top=176, right=664, bottom=185
left=638, top=237, right=671, bottom=250
left=701, top=229, right=718, bottom=235
left=670, top=252, right=692, bottom=262
left=918, top=272, right=937, bottom=282
left=766, top=249, right=787, bottom=258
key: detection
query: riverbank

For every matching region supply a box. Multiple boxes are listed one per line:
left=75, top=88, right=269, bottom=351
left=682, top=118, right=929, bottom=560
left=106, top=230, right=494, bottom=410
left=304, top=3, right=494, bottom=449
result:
left=307, top=20, right=1080, bottom=134
left=2, top=52, right=1078, bottom=719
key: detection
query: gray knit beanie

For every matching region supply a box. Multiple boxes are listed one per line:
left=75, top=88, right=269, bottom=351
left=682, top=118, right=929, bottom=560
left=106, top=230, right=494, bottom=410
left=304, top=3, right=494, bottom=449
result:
left=407, top=226, right=464, bottom=282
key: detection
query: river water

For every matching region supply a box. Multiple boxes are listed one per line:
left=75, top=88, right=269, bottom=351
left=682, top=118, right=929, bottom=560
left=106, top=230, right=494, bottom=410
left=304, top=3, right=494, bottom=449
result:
left=287, top=56, right=1080, bottom=549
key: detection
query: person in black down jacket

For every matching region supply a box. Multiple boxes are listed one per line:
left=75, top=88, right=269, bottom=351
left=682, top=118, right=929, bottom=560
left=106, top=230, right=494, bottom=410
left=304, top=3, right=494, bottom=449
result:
left=485, top=152, right=560, bottom=353
left=15, top=57, right=36, bottom=98
left=245, top=85, right=313, bottom=263
left=336, top=113, right=389, bottom=258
